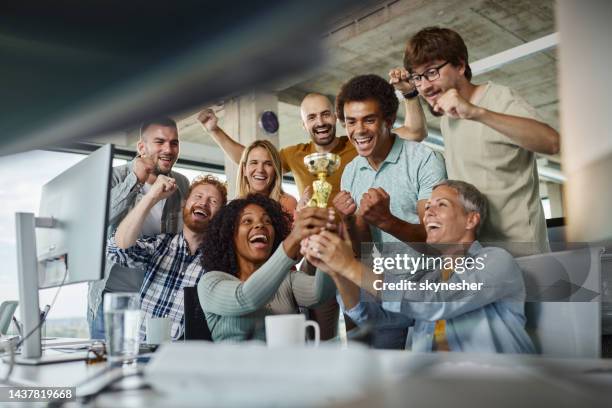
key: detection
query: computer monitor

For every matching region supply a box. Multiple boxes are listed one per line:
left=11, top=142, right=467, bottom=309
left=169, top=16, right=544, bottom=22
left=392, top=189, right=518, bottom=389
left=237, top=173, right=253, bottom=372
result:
left=36, top=145, right=112, bottom=288
left=14, top=144, right=113, bottom=364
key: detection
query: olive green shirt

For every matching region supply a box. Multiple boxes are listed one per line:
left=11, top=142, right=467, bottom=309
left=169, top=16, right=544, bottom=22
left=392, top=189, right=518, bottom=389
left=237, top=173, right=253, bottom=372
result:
left=441, top=82, right=549, bottom=256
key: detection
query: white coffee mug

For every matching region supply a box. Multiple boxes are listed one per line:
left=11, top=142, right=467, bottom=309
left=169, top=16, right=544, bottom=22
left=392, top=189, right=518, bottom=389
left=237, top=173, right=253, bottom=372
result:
left=146, top=316, right=171, bottom=345
left=265, top=314, right=320, bottom=348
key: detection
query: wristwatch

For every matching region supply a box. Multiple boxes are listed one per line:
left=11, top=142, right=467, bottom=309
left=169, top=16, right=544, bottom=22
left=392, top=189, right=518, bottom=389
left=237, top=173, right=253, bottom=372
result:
left=402, top=89, right=419, bottom=100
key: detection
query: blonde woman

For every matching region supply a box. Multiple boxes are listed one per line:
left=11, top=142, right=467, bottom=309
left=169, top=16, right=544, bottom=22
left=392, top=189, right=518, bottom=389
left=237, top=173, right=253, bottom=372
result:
left=236, top=140, right=297, bottom=215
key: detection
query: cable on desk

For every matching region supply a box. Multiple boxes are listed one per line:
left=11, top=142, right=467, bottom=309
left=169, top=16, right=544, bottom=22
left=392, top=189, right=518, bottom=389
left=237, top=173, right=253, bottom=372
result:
left=2, top=267, right=69, bottom=384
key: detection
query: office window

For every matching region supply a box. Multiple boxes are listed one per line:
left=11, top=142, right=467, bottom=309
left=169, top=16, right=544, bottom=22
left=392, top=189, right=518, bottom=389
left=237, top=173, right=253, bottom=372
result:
left=542, top=198, right=552, bottom=219
left=1, top=151, right=228, bottom=339
left=0, top=150, right=90, bottom=337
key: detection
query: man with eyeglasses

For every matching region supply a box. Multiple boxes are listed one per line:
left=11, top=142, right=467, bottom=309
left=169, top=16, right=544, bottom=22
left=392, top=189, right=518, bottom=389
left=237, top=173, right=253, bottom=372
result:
left=393, top=26, right=560, bottom=256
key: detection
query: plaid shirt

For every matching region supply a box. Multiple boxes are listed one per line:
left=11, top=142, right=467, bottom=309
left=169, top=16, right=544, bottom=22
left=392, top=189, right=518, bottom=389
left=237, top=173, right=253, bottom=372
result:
left=106, top=232, right=205, bottom=341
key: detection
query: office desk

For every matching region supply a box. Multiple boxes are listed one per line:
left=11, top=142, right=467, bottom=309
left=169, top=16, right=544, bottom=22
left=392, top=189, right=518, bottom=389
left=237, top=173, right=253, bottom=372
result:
left=2, top=345, right=612, bottom=408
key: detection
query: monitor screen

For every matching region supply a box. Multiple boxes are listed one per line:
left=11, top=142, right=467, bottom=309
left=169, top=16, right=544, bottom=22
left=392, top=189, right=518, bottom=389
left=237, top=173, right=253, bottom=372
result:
left=36, top=144, right=113, bottom=288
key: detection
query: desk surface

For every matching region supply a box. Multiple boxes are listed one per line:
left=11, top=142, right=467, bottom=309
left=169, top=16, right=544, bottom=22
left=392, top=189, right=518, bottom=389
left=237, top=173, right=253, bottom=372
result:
left=2, top=344, right=612, bottom=408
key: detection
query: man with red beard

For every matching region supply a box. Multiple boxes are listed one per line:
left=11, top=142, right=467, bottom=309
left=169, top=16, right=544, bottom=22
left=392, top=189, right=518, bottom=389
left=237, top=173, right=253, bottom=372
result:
left=399, top=27, right=560, bottom=256
left=88, top=118, right=189, bottom=339
left=107, top=174, right=227, bottom=341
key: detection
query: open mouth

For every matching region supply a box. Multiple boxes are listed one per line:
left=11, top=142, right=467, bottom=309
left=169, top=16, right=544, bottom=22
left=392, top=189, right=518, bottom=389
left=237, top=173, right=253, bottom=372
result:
left=426, top=222, right=441, bottom=233
left=353, top=135, right=374, bottom=149
left=159, top=156, right=174, bottom=166
left=313, top=126, right=332, bottom=137
left=252, top=174, right=268, bottom=182
left=192, top=207, right=209, bottom=220
left=248, top=233, right=270, bottom=249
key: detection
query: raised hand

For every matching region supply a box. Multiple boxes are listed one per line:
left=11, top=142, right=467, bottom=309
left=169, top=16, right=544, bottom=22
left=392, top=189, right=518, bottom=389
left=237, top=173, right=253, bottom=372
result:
left=296, top=186, right=313, bottom=213
left=148, top=174, right=178, bottom=202
left=197, top=108, right=220, bottom=133
left=358, top=187, right=393, bottom=229
left=301, top=223, right=357, bottom=277
left=283, top=207, right=336, bottom=258
left=132, top=155, right=155, bottom=184
left=332, top=190, right=357, bottom=217
left=433, top=89, right=481, bottom=120
left=388, top=67, right=415, bottom=94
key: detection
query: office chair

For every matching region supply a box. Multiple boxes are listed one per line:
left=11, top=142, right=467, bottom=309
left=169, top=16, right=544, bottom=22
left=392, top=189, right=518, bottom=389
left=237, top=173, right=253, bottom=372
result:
left=517, top=246, right=603, bottom=358
left=183, top=286, right=212, bottom=341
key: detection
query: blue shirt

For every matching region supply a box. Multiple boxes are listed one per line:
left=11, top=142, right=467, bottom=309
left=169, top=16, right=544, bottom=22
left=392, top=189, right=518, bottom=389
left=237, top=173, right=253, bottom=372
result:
left=107, top=233, right=205, bottom=341
left=340, top=135, right=446, bottom=247
left=340, top=135, right=446, bottom=348
left=344, top=241, right=536, bottom=353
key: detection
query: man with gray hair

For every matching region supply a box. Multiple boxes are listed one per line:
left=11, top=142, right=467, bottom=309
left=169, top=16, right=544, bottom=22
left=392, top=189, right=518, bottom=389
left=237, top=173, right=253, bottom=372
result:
left=303, top=179, right=535, bottom=353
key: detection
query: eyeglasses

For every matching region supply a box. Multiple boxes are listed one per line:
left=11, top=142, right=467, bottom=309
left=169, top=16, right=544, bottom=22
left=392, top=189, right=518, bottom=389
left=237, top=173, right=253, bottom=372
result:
left=408, top=61, right=449, bottom=86
left=85, top=341, right=107, bottom=365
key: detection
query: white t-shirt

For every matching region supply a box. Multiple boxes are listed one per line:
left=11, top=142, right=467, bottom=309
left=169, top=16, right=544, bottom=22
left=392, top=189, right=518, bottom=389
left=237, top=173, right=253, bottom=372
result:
left=140, top=183, right=166, bottom=237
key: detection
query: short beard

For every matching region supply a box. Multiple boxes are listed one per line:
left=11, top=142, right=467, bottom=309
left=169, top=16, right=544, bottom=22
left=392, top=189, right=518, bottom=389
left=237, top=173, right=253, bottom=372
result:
left=154, top=164, right=171, bottom=176
left=311, top=126, right=336, bottom=146
left=183, top=207, right=208, bottom=234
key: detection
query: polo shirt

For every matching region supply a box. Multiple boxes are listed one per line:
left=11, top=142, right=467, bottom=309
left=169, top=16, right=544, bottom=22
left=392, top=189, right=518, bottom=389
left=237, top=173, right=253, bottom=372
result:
left=340, top=134, right=447, bottom=247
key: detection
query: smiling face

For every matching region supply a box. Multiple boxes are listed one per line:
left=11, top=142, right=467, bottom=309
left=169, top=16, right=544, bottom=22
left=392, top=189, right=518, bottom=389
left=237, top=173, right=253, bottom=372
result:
left=300, top=94, right=337, bottom=147
left=182, top=184, right=223, bottom=234
left=233, top=204, right=276, bottom=267
left=424, top=185, right=479, bottom=244
left=411, top=59, right=465, bottom=117
left=344, top=98, right=393, bottom=161
left=244, top=147, right=276, bottom=195
left=137, top=124, right=180, bottom=175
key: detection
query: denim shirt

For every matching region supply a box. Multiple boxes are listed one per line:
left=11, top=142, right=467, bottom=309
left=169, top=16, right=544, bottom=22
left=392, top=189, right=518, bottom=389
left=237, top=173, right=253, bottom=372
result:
left=87, top=160, right=189, bottom=321
left=344, top=241, right=536, bottom=353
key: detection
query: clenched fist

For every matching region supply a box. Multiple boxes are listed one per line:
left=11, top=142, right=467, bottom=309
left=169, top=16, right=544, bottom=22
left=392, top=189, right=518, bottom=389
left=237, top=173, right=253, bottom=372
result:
left=433, top=89, right=482, bottom=120
left=332, top=190, right=357, bottom=217
left=388, top=67, right=415, bottom=94
left=197, top=109, right=220, bottom=133
left=133, top=155, right=155, bottom=184
left=358, top=187, right=393, bottom=228
left=148, top=175, right=178, bottom=202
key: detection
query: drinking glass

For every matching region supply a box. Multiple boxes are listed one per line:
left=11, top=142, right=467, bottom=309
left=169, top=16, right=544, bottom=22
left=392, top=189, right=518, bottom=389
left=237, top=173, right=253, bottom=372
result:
left=103, top=293, right=141, bottom=363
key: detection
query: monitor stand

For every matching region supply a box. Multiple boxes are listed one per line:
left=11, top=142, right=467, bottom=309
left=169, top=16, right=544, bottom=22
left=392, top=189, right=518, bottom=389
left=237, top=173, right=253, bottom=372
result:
left=13, top=212, right=81, bottom=366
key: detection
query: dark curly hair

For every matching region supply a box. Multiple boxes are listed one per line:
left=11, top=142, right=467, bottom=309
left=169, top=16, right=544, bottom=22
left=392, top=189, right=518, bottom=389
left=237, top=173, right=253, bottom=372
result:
left=335, top=74, right=399, bottom=124
left=201, top=194, right=291, bottom=277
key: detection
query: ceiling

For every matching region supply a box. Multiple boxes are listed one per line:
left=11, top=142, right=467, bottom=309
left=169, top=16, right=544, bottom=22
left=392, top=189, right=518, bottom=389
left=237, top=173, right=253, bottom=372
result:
left=174, top=0, right=560, bottom=172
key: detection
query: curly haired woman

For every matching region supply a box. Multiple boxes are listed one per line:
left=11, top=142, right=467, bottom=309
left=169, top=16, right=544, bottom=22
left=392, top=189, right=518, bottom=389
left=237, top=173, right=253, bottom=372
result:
left=197, top=194, right=336, bottom=342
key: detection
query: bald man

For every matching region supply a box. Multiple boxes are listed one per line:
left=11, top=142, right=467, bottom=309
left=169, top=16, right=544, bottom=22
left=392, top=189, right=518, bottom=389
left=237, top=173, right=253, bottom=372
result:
left=198, top=94, right=424, bottom=339
left=197, top=94, right=355, bottom=341
left=198, top=93, right=358, bottom=203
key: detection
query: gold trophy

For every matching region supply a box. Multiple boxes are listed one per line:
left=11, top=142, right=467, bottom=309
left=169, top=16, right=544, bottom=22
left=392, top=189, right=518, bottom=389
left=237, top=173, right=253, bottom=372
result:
left=303, top=152, right=341, bottom=208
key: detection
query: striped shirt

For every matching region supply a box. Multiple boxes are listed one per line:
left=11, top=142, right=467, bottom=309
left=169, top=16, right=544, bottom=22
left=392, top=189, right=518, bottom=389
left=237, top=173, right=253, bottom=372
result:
left=106, top=233, right=205, bottom=341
